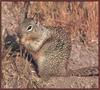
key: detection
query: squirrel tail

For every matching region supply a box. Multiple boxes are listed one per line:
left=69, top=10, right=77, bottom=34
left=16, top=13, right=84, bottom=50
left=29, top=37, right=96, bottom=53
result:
left=66, top=66, right=99, bottom=77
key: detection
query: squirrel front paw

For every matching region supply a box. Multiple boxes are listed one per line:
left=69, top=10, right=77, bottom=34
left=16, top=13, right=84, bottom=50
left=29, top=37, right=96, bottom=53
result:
left=29, top=41, right=41, bottom=52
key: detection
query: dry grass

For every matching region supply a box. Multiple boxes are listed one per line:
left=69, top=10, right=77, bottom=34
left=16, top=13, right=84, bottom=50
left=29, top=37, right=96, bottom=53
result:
left=1, top=46, right=42, bottom=88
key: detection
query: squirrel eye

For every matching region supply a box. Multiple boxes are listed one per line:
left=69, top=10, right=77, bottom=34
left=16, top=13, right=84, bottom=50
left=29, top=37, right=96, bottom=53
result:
left=26, top=25, right=33, bottom=32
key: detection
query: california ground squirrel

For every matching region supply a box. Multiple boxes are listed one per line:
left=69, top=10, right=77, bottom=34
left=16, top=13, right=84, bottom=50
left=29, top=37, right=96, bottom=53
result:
left=17, top=2, right=99, bottom=80
left=19, top=19, right=71, bottom=80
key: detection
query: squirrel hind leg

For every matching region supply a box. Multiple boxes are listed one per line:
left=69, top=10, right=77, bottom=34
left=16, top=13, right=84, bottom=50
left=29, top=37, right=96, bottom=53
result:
left=38, top=72, right=51, bottom=81
left=41, top=76, right=51, bottom=82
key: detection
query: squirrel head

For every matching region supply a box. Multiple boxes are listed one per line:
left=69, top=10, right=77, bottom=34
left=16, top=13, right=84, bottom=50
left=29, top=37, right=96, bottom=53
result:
left=18, top=18, right=41, bottom=45
left=17, top=2, right=49, bottom=49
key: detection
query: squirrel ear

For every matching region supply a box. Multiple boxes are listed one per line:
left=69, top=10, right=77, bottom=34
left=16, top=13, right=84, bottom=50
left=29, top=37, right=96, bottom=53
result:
left=19, top=2, right=30, bottom=24
left=34, top=19, right=38, bottom=25
left=36, top=21, right=40, bottom=27
left=33, top=13, right=40, bottom=25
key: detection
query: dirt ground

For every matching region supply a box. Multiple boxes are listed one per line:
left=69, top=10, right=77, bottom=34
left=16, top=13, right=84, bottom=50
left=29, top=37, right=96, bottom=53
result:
left=1, top=1, right=99, bottom=88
